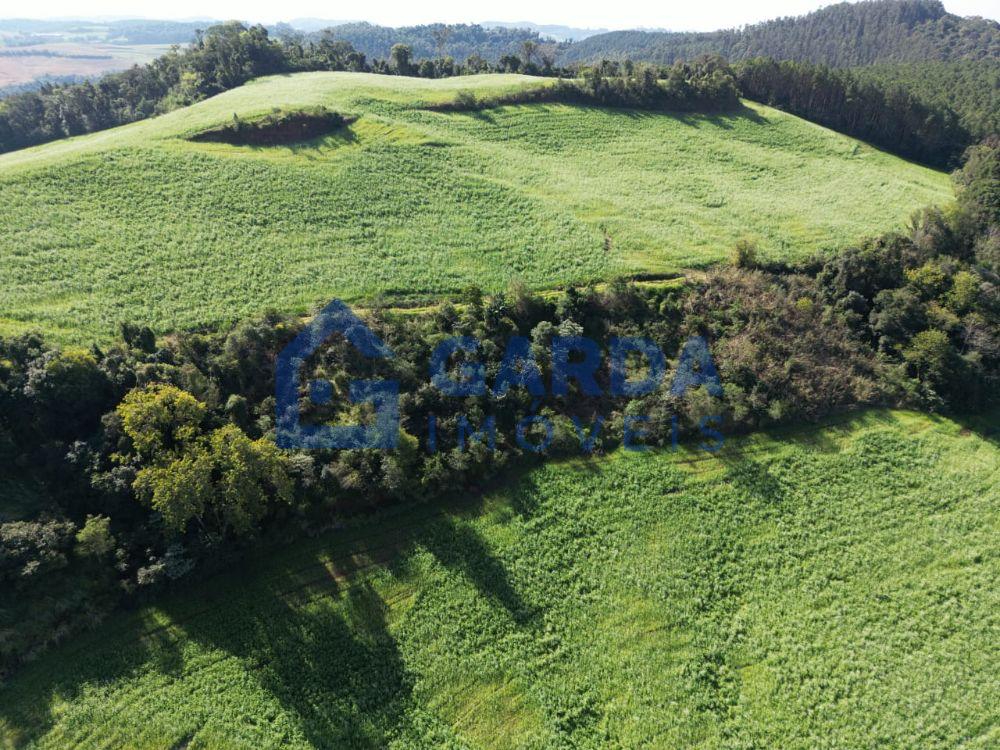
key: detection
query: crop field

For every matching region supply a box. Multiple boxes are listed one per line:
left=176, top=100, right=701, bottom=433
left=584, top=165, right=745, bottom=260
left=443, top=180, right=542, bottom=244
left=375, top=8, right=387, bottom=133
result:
left=0, top=44, right=172, bottom=88
left=0, top=72, right=952, bottom=343
left=1, top=410, right=996, bottom=748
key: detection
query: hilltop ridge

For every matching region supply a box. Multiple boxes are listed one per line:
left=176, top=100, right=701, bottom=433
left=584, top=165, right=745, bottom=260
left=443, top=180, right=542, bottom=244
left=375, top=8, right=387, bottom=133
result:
left=0, top=72, right=950, bottom=342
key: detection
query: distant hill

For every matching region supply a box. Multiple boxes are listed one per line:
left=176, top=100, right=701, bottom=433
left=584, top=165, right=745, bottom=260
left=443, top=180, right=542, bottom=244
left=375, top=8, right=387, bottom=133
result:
left=482, top=21, right=611, bottom=42
left=0, top=18, right=204, bottom=45
left=281, top=17, right=357, bottom=33
left=294, top=22, right=557, bottom=63
left=278, top=19, right=610, bottom=43
left=560, top=0, right=1000, bottom=66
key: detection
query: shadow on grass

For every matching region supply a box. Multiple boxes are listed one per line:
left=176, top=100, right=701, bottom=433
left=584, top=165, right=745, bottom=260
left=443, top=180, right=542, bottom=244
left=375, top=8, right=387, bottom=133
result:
left=246, top=126, right=359, bottom=161
left=441, top=99, right=767, bottom=130
left=415, top=515, right=537, bottom=626
left=0, top=493, right=537, bottom=746
left=173, top=579, right=414, bottom=749
left=951, top=409, right=1000, bottom=449
left=187, top=125, right=359, bottom=163
left=718, top=453, right=789, bottom=510
left=163, top=513, right=535, bottom=744
left=0, top=611, right=181, bottom=747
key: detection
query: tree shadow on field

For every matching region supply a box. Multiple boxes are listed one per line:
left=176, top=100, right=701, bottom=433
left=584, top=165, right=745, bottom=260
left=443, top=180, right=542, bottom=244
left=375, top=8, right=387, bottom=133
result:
left=0, top=487, right=537, bottom=746
left=237, top=126, right=358, bottom=162
left=509, top=473, right=543, bottom=517
left=668, top=102, right=767, bottom=129
left=171, top=579, right=415, bottom=749
left=0, top=609, right=185, bottom=747
left=413, top=515, right=537, bottom=626
left=716, top=448, right=788, bottom=511
left=952, top=409, right=1000, bottom=450
left=158, top=512, right=535, bottom=746
left=466, top=109, right=497, bottom=124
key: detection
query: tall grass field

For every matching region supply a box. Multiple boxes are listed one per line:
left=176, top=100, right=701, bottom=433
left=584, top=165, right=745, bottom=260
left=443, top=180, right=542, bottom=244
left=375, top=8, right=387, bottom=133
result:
left=1, top=410, right=996, bottom=749
left=0, top=72, right=951, bottom=343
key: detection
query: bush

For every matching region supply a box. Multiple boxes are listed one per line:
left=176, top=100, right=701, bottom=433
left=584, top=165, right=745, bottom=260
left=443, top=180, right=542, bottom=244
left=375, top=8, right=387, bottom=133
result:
left=75, top=515, right=114, bottom=558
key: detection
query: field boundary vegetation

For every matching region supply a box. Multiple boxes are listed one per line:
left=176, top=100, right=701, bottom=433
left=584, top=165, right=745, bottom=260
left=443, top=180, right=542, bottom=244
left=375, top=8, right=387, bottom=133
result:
left=0, top=2, right=996, bottom=743
left=0, top=16, right=985, bottom=168
left=1, top=406, right=996, bottom=747
left=0, top=134, right=996, bottom=678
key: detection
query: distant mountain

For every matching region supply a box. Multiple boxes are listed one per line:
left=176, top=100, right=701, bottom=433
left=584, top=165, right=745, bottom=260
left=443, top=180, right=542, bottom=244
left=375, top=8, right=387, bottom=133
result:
left=295, top=22, right=557, bottom=62
left=0, top=18, right=205, bottom=45
left=481, top=21, right=610, bottom=42
left=559, top=0, right=1000, bottom=66
left=282, top=18, right=356, bottom=33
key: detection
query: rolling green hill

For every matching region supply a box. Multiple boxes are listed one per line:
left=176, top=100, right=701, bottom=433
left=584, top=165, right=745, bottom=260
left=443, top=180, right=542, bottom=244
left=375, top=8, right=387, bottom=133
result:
left=0, top=71, right=951, bottom=343
left=0, top=410, right=996, bottom=748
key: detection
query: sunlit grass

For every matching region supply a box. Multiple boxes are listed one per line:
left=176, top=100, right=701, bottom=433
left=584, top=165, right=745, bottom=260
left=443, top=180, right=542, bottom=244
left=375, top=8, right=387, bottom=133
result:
left=1, top=410, right=996, bottom=748
left=0, top=72, right=952, bottom=344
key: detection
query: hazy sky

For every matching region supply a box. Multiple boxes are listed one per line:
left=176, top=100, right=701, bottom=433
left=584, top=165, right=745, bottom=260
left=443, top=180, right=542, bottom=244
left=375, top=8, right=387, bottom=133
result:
left=11, top=0, right=1000, bottom=31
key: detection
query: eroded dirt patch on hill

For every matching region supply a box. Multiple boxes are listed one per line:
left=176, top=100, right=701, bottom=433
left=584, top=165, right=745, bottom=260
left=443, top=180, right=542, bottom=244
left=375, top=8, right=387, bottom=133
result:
left=188, top=108, right=354, bottom=146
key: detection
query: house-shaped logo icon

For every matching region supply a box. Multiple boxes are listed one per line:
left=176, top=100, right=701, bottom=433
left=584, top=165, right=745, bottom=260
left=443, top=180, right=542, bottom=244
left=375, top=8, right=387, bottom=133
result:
left=275, top=299, right=399, bottom=450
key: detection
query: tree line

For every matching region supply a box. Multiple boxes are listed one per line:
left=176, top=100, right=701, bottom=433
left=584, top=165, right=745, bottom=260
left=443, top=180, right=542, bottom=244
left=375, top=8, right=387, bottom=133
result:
left=2, top=135, right=998, bottom=678
left=736, top=58, right=972, bottom=168
left=850, top=60, right=1000, bottom=141
left=560, top=0, right=1000, bottom=67
left=433, top=57, right=740, bottom=114
left=0, top=23, right=748, bottom=156
left=1, top=18, right=989, bottom=168
left=274, top=21, right=558, bottom=64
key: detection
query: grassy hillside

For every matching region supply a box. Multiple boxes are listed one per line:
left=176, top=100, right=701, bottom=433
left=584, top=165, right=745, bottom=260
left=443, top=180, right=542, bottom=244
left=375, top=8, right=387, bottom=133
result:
left=1, top=410, right=996, bottom=748
left=0, top=71, right=951, bottom=343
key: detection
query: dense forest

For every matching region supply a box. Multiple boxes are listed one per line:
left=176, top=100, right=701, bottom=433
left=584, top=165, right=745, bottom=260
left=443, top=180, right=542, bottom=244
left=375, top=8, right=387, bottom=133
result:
left=850, top=59, right=1000, bottom=139
left=736, top=58, right=970, bottom=167
left=560, top=0, right=1000, bottom=66
left=558, top=1, right=1000, bottom=165
left=274, top=22, right=558, bottom=63
left=1, top=134, right=997, bottom=677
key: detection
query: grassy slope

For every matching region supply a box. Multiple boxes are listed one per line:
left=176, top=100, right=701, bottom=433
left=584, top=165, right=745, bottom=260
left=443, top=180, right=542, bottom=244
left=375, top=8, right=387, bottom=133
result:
left=1, top=410, right=996, bottom=749
left=0, top=71, right=951, bottom=343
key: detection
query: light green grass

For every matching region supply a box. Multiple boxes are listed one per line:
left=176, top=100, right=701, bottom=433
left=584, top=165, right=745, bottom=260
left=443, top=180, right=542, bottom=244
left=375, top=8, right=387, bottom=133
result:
left=1, top=410, right=996, bottom=748
left=0, top=72, right=952, bottom=343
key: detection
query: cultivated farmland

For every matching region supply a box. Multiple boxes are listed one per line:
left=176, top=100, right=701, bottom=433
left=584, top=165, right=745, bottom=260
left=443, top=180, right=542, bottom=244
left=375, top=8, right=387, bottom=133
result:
left=0, top=410, right=996, bottom=749
left=0, top=44, right=172, bottom=88
left=0, top=72, right=951, bottom=343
